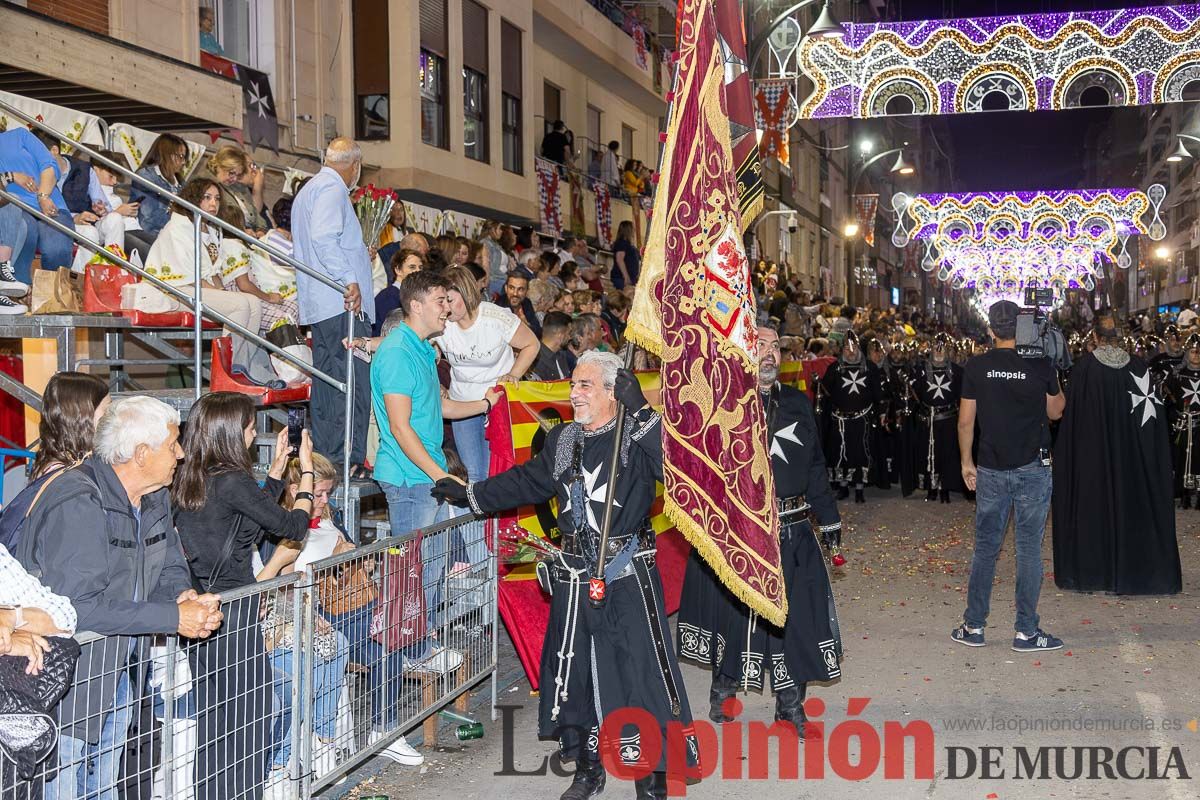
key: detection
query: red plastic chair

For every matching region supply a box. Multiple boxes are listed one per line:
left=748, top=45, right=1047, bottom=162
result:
left=82, top=264, right=218, bottom=329
left=210, top=336, right=310, bottom=404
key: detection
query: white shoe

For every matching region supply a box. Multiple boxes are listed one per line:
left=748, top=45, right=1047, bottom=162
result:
left=0, top=295, right=27, bottom=314
left=0, top=262, right=28, bottom=298
left=369, top=731, right=424, bottom=766
left=407, top=648, right=465, bottom=675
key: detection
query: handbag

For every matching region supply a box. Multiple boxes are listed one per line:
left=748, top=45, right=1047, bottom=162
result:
left=264, top=323, right=312, bottom=386
left=368, top=534, right=427, bottom=651
left=0, top=637, right=81, bottom=780
left=190, top=512, right=243, bottom=594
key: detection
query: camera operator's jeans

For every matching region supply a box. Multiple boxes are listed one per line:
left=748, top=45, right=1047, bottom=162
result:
left=964, top=460, right=1052, bottom=636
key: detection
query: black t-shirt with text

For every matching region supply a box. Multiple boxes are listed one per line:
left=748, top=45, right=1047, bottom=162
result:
left=961, top=348, right=1059, bottom=470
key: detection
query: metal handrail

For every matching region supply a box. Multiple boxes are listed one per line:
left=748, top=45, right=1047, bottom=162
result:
left=0, top=189, right=342, bottom=390
left=0, top=98, right=343, bottom=294
left=1, top=97, right=358, bottom=496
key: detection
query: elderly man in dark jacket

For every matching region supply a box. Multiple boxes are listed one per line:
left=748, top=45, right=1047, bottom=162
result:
left=17, top=395, right=223, bottom=800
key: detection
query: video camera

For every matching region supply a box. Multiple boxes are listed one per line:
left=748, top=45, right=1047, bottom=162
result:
left=1015, top=286, right=1072, bottom=371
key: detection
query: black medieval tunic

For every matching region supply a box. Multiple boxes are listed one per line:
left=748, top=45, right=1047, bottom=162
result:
left=911, top=360, right=964, bottom=493
left=1052, top=348, right=1181, bottom=595
left=1163, top=363, right=1200, bottom=495
left=677, top=383, right=844, bottom=690
left=818, top=359, right=883, bottom=484
left=464, top=408, right=698, bottom=771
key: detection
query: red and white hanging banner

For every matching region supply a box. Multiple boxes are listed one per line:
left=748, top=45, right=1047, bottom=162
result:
left=854, top=193, right=879, bottom=247
left=594, top=182, right=613, bottom=248
left=535, top=157, right=562, bottom=237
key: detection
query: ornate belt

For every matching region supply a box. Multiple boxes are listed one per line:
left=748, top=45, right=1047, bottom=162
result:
left=778, top=494, right=810, bottom=515
left=832, top=407, right=871, bottom=421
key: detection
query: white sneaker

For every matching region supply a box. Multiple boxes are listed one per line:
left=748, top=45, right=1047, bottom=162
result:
left=0, top=262, right=28, bottom=298
left=368, top=731, right=424, bottom=766
left=0, top=295, right=27, bottom=314
left=407, top=648, right=465, bottom=675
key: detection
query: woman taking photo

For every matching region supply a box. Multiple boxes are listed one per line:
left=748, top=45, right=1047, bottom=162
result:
left=172, top=392, right=316, bottom=800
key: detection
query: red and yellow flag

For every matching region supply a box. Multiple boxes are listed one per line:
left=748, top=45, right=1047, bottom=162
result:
left=626, top=0, right=786, bottom=626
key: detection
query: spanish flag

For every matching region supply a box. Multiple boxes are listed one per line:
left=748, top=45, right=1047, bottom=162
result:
left=626, top=0, right=786, bottom=626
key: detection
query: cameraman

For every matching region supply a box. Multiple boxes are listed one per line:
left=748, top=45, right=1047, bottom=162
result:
left=952, top=300, right=1066, bottom=653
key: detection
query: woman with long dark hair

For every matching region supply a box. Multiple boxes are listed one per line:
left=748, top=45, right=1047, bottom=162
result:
left=134, top=133, right=190, bottom=239
left=172, top=392, right=315, bottom=800
left=612, top=219, right=640, bottom=290
left=29, top=372, right=110, bottom=480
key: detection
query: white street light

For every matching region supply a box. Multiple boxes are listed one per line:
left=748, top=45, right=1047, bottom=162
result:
left=1168, top=138, right=1193, bottom=163
left=891, top=151, right=916, bottom=175
left=844, top=222, right=860, bottom=237
left=1155, top=245, right=1171, bottom=260
left=859, top=139, right=874, bottom=154
left=807, top=2, right=848, bottom=39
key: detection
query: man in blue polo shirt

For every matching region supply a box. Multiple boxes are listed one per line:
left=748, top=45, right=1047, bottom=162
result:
left=0, top=127, right=75, bottom=298
left=371, top=269, right=501, bottom=619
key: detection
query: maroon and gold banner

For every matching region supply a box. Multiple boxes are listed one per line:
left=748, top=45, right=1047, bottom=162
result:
left=715, top=0, right=763, bottom=227
left=626, top=0, right=786, bottom=627
left=854, top=193, right=879, bottom=247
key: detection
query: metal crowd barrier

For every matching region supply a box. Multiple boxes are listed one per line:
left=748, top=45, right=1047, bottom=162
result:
left=4, top=513, right=498, bottom=800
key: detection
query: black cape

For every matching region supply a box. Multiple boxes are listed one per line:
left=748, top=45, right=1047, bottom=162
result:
left=1052, top=349, right=1181, bottom=595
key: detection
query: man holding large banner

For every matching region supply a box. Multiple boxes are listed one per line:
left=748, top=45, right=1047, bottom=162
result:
left=434, top=352, right=698, bottom=800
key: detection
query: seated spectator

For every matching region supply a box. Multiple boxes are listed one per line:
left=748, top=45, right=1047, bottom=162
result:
left=0, top=127, right=75, bottom=295
left=373, top=247, right=424, bottom=337
left=378, top=197, right=409, bottom=249
left=133, top=133, right=190, bottom=240
left=612, top=220, right=641, bottom=290
left=528, top=310, right=574, bottom=380
left=437, top=234, right=468, bottom=267
left=601, top=290, right=630, bottom=343
left=514, top=225, right=539, bottom=254
left=216, top=201, right=299, bottom=331
left=206, top=146, right=270, bottom=235
left=143, top=177, right=283, bottom=387
left=172, top=392, right=316, bottom=800
left=66, top=151, right=154, bottom=268
left=526, top=278, right=560, bottom=325
left=254, top=196, right=299, bottom=301
left=571, top=289, right=601, bottom=316
left=15, top=396, right=223, bottom=799
left=494, top=270, right=542, bottom=338
left=539, top=251, right=565, bottom=290
left=199, top=6, right=224, bottom=55
left=0, top=177, right=30, bottom=310
left=567, top=313, right=605, bottom=361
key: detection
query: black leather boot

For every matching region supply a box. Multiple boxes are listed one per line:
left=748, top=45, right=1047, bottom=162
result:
left=925, top=487, right=937, bottom=502
left=560, top=759, right=606, bottom=800
left=1184, top=491, right=1193, bottom=510
left=854, top=487, right=865, bottom=504
left=708, top=674, right=738, bottom=723
left=940, top=488, right=950, bottom=503
left=836, top=483, right=850, bottom=500
left=774, top=683, right=808, bottom=737
left=634, top=773, right=668, bottom=799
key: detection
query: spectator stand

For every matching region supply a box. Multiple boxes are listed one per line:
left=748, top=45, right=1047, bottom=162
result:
left=0, top=98, right=359, bottom=508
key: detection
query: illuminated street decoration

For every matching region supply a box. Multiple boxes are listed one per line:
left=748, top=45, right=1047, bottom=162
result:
left=798, top=4, right=1200, bottom=119
left=892, top=186, right=1166, bottom=271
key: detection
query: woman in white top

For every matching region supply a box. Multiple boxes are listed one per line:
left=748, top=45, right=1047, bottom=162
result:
left=143, top=177, right=281, bottom=386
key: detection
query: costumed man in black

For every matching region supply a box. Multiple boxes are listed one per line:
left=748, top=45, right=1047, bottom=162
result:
left=880, top=339, right=917, bottom=496
left=676, top=325, right=844, bottom=730
left=1052, top=311, right=1182, bottom=595
left=912, top=332, right=964, bottom=503
left=1163, top=333, right=1200, bottom=508
left=818, top=330, right=883, bottom=503
left=432, top=350, right=697, bottom=800
left=1148, top=325, right=1184, bottom=397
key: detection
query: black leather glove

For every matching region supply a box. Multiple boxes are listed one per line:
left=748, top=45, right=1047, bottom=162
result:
left=431, top=477, right=469, bottom=507
left=614, top=368, right=648, bottom=411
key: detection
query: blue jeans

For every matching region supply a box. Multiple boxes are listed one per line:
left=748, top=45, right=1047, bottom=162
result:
left=380, top=481, right=453, bottom=635
left=45, top=670, right=134, bottom=800
left=324, top=603, right=406, bottom=730
left=450, top=414, right=491, bottom=567
left=15, top=206, right=76, bottom=283
left=964, top=460, right=1053, bottom=636
left=0, top=202, right=27, bottom=256
left=268, top=630, right=349, bottom=768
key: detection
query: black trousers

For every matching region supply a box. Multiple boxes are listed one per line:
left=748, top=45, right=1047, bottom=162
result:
left=189, top=597, right=273, bottom=800
left=310, top=312, right=370, bottom=466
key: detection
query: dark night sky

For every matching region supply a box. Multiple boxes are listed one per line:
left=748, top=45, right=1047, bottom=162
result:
left=866, top=0, right=1183, bottom=191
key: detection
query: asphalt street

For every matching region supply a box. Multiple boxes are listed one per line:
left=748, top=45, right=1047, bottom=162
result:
left=332, top=487, right=1200, bottom=800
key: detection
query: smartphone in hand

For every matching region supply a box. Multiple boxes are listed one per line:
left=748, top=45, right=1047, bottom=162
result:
left=287, top=408, right=306, bottom=456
